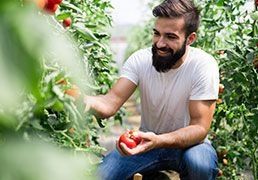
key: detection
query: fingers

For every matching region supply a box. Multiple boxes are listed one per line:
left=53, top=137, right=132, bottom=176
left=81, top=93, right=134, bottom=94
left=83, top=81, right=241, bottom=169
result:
left=116, top=141, right=129, bottom=156
left=129, top=143, right=150, bottom=155
left=137, top=131, right=153, bottom=141
left=116, top=140, right=151, bottom=156
left=116, top=140, right=142, bottom=156
left=136, top=131, right=158, bottom=150
left=84, top=95, right=91, bottom=112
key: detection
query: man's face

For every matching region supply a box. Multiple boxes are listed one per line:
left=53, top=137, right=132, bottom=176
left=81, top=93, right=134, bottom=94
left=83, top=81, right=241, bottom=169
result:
left=152, top=17, right=187, bottom=72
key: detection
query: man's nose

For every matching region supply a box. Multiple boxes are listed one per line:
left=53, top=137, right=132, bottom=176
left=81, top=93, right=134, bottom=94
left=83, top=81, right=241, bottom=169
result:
left=156, top=37, right=167, bottom=49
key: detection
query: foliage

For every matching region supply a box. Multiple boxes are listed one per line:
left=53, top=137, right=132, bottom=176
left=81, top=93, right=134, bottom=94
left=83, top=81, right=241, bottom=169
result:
left=58, top=0, right=118, bottom=94
left=0, top=139, right=98, bottom=180
left=0, top=0, right=120, bottom=177
left=195, top=0, right=258, bottom=179
left=0, top=1, right=97, bottom=178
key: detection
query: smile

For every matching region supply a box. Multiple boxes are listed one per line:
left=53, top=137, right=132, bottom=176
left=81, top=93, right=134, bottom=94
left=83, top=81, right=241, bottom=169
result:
left=157, top=50, right=170, bottom=56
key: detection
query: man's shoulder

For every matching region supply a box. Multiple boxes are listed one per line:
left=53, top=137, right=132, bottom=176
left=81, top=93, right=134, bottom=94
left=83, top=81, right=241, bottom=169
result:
left=188, top=47, right=218, bottom=75
left=189, top=47, right=217, bottom=67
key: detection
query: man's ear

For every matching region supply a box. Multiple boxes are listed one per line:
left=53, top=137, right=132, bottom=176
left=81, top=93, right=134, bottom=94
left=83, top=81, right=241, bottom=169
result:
left=186, top=32, right=197, bottom=45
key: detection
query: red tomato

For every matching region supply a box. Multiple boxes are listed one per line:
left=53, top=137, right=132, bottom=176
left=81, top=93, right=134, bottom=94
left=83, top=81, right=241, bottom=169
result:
left=118, top=130, right=142, bottom=149
left=63, top=17, right=72, bottom=28
left=47, top=0, right=62, bottom=5
left=218, top=83, right=224, bottom=94
left=130, top=131, right=141, bottom=145
left=44, top=3, right=58, bottom=14
left=218, top=169, right=223, bottom=177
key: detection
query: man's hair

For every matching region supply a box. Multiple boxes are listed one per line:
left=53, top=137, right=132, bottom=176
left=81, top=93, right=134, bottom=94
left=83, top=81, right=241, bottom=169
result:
left=152, top=0, right=200, bottom=37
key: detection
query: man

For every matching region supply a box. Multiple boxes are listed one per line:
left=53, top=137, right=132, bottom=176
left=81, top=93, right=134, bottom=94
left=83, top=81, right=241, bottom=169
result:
left=84, top=0, right=219, bottom=179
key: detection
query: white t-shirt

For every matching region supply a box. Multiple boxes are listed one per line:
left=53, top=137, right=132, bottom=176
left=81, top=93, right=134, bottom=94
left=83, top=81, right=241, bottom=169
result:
left=121, top=46, right=219, bottom=134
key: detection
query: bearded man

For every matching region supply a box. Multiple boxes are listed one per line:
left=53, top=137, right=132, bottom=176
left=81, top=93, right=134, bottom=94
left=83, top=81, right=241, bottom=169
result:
left=84, top=0, right=220, bottom=179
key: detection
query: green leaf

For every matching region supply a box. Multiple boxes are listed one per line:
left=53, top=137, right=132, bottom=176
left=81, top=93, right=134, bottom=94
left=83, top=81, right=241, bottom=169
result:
left=74, top=23, right=98, bottom=41
left=61, top=1, right=82, bottom=13
left=216, top=0, right=224, bottom=6
left=94, top=32, right=110, bottom=39
left=52, top=85, right=65, bottom=100
left=52, top=100, right=64, bottom=112
left=226, top=49, right=244, bottom=60
left=31, top=119, right=44, bottom=130
left=56, top=12, right=71, bottom=21
left=250, top=11, right=258, bottom=21
left=85, top=83, right=101, bottom=91
left=92, top=115, right=105, bottom=128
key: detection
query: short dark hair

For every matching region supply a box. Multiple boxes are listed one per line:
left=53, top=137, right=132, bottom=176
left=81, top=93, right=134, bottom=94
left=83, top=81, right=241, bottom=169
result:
left=152, top=0, right=200, bottom=37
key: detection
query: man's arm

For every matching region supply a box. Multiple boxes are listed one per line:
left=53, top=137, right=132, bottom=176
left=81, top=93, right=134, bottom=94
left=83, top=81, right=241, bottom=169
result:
left=84, top=77, right=137, bottom=118
left=119, top=99, right=216, bottom=155
left=157, top=99, right=216, bottom=148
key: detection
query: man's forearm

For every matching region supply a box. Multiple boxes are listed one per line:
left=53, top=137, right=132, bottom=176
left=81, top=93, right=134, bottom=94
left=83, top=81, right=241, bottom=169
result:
left=85, top=95, right=117, bottom=118
left=85, top=78, right=137, bottom=119
left=157, top=125, right=208, bottom=149
left=156, top=100, right=215, bottom=149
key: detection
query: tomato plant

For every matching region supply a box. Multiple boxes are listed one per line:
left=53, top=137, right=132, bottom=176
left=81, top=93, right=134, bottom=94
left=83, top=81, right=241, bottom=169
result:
left=0, top=0, right=123, bottom=159
left=195, top=0, right=258, bottom=179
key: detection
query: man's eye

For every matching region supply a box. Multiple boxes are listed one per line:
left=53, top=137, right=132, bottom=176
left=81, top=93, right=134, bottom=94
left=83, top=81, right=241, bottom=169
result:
left=167, top=36, right=176, bottom=39
left=153, top=32, right=160, bottom=36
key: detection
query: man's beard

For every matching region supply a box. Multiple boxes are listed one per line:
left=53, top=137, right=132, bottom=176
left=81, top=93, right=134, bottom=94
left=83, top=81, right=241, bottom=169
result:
left=152, top=40, right=187, bottom=73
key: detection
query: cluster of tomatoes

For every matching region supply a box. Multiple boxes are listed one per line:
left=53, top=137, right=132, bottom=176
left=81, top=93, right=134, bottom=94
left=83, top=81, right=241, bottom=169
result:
left=36, top=0, right=72, bottom=28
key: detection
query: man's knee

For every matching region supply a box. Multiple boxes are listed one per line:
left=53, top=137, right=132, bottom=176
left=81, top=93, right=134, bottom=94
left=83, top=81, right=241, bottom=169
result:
left=98, top=150, right=124, bottom=180
left=181, top=142, right=218, bottom=179
left=98, top=150, right=139, bottom=180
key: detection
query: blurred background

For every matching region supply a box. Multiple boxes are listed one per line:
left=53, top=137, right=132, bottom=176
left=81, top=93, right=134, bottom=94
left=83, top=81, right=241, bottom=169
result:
left=109, top=0, right=152, bottom=71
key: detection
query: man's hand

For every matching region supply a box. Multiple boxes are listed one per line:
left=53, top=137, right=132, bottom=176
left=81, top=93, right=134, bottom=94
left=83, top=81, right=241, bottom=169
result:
left=83, top=95, right=98, bottom=116
left=84, top=95, right=93, bottom=112
left=83, top=78, right=137, bottom=119
left=83, top=95, right=112, bottom=118
left=116, top=131, right=160, bottom=156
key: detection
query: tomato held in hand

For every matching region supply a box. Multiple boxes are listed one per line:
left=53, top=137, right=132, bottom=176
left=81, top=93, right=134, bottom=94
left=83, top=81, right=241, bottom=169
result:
left=118, top=130, right=142, bottom=149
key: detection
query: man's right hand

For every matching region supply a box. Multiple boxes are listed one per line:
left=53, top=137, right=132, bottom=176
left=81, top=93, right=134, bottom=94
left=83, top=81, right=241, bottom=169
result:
left=83, top=95, right=92, bottom=113
left=83, top=78, right=137, bottom=119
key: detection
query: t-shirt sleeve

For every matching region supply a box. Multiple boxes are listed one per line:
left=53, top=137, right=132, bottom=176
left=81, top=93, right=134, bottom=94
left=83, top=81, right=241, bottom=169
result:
left=120, top=52, right=140, bottom=85
left=190, top=57, right=219, bottom=100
